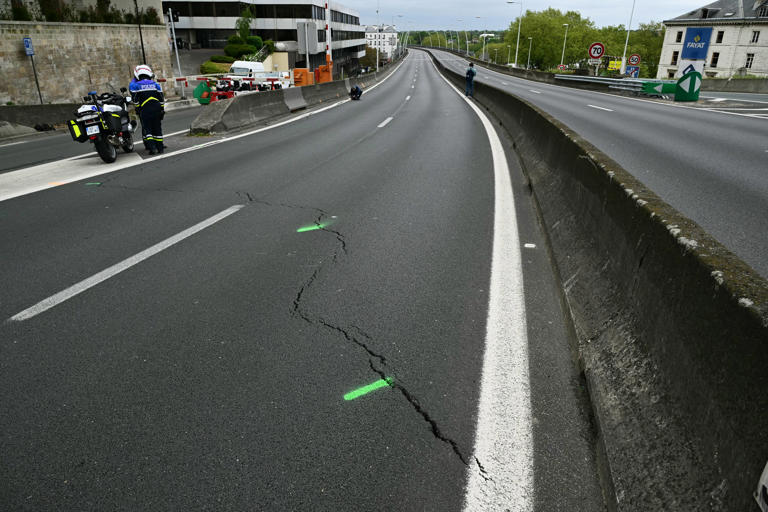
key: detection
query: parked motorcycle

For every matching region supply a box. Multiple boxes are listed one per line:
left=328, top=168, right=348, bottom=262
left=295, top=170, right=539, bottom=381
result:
left=67, top=88, right=137, bottom=163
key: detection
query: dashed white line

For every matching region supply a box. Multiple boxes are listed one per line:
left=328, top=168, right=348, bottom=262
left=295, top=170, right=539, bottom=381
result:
left=708, top=98, right=727, bottom=102
left=501, top=81, right=509, bottom=85
left=587, top=104, right=614, bottom=112
left=406, top=96, right=411, bottom=101
left=412, top=85, right=415, bottom=89
left=528, top=89, right=541, bottom=94
left=8, top=204, right=245, bottom=322
left=524, top=243, right=536, bottom=249
left=378, top=116, right=393, bottom=128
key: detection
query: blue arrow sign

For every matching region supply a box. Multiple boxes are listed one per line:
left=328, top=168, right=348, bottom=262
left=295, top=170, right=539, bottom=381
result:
left=23, top=37, right=34, bottom=56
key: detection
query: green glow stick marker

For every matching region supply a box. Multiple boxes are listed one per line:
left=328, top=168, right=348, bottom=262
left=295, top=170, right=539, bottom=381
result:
left=296, top=222, right=331, bottom=233
left=85, top=182, right=101, bottom=186
left=343, top=377, right=394, bottom=401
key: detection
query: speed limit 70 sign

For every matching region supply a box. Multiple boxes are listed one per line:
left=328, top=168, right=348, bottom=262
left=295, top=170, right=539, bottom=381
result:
left=588, top=42, right=605, bottom=59
left=628, top=53, right=641, bottom=65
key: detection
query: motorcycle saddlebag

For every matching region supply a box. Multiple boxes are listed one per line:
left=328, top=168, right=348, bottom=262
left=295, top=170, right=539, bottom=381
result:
left=105, top=112, right=123, bottom=132
left=67, top=119, right=88, bottom=142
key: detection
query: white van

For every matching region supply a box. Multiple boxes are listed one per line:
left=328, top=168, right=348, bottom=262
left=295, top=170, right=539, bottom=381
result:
left=228, top=61, right=267, bottom=78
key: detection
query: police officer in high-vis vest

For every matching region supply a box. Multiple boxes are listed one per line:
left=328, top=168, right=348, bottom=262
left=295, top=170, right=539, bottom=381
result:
left=129, top=64, right=165, bottom=155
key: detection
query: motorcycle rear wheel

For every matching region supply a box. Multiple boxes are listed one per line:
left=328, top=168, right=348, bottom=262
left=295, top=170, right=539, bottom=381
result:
left=94, top=138, right=117, bottom=163
left=121, top=133, right=134, bottom=153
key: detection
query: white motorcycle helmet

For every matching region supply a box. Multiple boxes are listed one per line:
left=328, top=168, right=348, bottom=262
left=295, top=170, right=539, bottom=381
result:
left=133, top=64, right=153, bottom=80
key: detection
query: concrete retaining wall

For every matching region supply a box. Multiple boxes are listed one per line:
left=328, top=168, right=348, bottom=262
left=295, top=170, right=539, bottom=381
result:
left=0, top=21, right=172, bottom=106
left=427, top=50, right=768, bottom=511
left=701, top=77, right=768, bottom=93
left=0, top=102, right=78, bottom=126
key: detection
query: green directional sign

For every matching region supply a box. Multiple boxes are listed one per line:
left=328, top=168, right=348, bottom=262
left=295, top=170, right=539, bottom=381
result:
left=642, top=81, right=676, bottom=96
left=674, top=71, right=702, bottom=102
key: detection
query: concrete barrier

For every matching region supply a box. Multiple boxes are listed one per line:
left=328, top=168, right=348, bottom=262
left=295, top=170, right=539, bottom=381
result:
left=701, top=77, right=768, bottom=93
left=427, top=49, right=768, bottom=511
left=0, top=103, right=79, bottom=127
left=190, top=54, right=407, bottom=135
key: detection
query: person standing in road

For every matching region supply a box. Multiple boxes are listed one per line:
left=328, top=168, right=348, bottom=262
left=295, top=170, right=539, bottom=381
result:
left=465, top=62, right=477, bottom=97
left=129, top=65, right=165, bottom=155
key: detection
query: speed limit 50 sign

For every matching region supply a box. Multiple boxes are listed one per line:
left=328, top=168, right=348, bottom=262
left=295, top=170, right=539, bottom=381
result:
left=628, top=53, right=641, bottom=66
left=588, top=42, right=605, bottom=59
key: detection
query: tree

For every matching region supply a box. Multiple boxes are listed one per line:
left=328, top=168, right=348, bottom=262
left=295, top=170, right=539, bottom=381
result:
left=359, top=46, right=377, bottom=68
left=236, top=7, right=253, bottom=41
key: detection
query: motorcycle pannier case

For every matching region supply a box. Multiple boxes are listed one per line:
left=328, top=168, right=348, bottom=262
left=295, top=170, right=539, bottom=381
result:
left=105, top=112, right=123, bottom=132
left=67, top=119, right=88, bottom=142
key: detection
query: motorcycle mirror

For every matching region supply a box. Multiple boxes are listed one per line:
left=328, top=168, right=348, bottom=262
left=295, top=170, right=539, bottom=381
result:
left=120, top=87, right=127, bottom=93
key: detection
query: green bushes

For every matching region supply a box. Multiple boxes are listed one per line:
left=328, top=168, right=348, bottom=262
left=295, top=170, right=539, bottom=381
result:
left=200, top=61, right=231, bottom=74
left=210, top=55, right=235, bottom=63
left=245, top=35, right=262, bottom=48
left=224, top=44, right=257, bottom=58
left=227, top=35, right=244, bottom=45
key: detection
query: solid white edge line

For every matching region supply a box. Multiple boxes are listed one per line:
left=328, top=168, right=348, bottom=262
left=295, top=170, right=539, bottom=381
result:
left=426, top=52, right=533, bottom=511
left=378, top=116, right=393, bottom=128
left=9, top=204, right=245, bottom=322
left=1, top=57, right=410, bottom=203
left=406, top=95, right=411, bottom=101
left=587, top=104, right=613, bottom=112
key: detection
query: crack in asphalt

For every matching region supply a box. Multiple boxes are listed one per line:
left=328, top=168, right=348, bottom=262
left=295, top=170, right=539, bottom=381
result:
left=246, top=191, right=487, bottom=476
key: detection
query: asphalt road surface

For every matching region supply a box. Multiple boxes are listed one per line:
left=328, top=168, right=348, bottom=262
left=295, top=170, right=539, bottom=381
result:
left=431, top=49, right=768, bottom=279
left=0, top=106, right=202, bottom=174
left=0, top=51, right=605, bottom=510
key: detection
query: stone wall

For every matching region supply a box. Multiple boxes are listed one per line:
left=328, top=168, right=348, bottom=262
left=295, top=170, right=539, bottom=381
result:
left=0, top=21, right=172, bottom=105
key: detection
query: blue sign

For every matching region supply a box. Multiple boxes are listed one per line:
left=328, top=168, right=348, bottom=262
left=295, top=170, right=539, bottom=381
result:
left=625, top=65, right=639, bottom=78
left=681, top=27, right=712, bottom=60
left=23, top=37, right=34, bottom=56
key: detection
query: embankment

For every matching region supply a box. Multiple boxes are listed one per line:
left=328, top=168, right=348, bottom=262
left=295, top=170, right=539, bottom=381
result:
left=427, top=50, right=768, bottom=511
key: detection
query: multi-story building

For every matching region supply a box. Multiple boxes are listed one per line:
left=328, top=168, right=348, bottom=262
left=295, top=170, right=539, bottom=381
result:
left=657, top=0, right=768, bottom=78
left=161, top=0, right=365, bottom=73
left=364, top=24, right=398, bottom=60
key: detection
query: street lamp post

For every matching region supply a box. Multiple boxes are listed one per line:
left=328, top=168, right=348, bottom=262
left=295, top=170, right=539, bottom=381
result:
left=475, top=16, right=483, bottom=58
left=506, top=1, right=522, bottom=67
left=494, top=47, right=498, bottom=64
left=620, top=0, right=637, bottom=74
left=560, top=23, right=569, bottom=67
left=507, top=44, right=511, bottom=65
left=527, top=36, right=532, bottom=69
left=133, top=0, right=146, bottom=64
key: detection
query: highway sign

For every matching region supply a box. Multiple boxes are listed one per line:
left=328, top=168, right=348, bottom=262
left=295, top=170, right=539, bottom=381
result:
left=675, top=71, right=702, bottom=102
left=675, top=59, right=704, bottom=79
left=23, top=37, right=34, bottom=56
left=628, top=54, right=641, bottom=66
left=625, top=65, right=640, bottom=78
left=588, top=42, right=605, bottom=59
left=558, top=64, right=565, bottom=70
left=588, top=58, right=602, bottom=65
left=608, top=60, right=621, bottom=71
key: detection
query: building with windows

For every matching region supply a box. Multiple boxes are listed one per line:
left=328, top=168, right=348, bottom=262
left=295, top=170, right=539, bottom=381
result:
left=161, top=0, right=365, bottom=73
left=657, top=0, right=768, bottom=78
left=364, top=24, right=399, bottom=60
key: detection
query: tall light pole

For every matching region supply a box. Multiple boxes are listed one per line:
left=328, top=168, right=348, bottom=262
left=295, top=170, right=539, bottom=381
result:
left=620, top=0, right=637, bottom=74
left=475, top=16, right=483, bottom=58
left=560, top=23, right=569, bottom=67
left=527, top=36, right=532, bottom=69
left=507, top=44, right=511, bottom=65
left=493, top=48, right=498, bottom=64
left=506, top=1, right=522, bottom=67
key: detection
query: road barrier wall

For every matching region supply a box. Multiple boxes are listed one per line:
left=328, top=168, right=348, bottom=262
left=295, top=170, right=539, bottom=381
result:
left=701, top=77, right=768, bottom=93
left=0, top=103, right=79, bottom=127
left=189, top=57, right=404, bottom=135
left=428, top=50, right=768, bottom=511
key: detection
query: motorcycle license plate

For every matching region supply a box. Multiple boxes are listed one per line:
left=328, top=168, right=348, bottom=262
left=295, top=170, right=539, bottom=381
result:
left=86, top=125, right=100, bottom=135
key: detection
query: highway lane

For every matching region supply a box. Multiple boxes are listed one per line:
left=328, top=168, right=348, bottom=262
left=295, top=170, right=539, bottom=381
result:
left=431, top=49, right=768, bottom=279
left=0, top=51, right=604, bottom=510
left=0, top=106, right=202, bottom=174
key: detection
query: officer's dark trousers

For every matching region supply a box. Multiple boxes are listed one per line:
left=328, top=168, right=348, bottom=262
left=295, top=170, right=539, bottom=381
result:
left=140, top=107, right=163, bottom=152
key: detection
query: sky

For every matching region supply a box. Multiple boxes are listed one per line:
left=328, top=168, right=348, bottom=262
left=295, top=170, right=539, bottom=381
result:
left=351, top=0, right=708, bottom=30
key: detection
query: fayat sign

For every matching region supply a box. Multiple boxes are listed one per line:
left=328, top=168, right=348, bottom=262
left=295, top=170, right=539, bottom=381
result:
left=681, top=27, right=713, bottom=60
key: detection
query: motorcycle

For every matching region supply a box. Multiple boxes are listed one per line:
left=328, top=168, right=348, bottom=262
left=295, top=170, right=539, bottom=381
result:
left=67, top=87, right=137, bottom=163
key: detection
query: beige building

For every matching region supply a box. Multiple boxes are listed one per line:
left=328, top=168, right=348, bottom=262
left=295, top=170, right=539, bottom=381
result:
left=657, top=0, right=768, bottom=78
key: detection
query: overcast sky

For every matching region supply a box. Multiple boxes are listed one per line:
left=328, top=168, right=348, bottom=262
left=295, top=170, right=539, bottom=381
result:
left=352, top=0, right=706, bottom=29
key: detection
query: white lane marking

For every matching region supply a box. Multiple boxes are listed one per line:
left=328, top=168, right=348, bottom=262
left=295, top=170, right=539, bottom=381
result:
left=406, top=95, right=411, bottom=101
left=501, top=82, right=509, bottom=86
left=0, top=57, right=410, bottom=203
left=378, top=116, right=393, bottom=128
left=8, top=204, right=245, bottom=322
left=165, top=128, right=189, bottom=137
left=528, top=89, right=541, bottom=94
left=524, top=243, right=536, bottom=249
left=412, top=85, right=415, bottom=89
left=588, top=104, right=613, bottom=112
left=428, top=52, right=533, bottom=511
left=708, top=98, right=727, bottom=102
left=0, top=139, right=38, bottom=148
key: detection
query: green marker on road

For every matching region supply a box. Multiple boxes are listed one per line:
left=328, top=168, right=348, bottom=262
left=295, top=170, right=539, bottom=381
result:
left=344, top=377, right=394, bottom=401
left=85, top=182, right=101, bottom=186
left=296, top=222, right=331, bottom=233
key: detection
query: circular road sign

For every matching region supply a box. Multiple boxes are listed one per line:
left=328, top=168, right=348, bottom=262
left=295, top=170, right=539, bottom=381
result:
left=629, top=53, right=641, bottom=66
left=558, top=64, right=565, bottom=70
left=588, top=42, right=605, bottom=59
